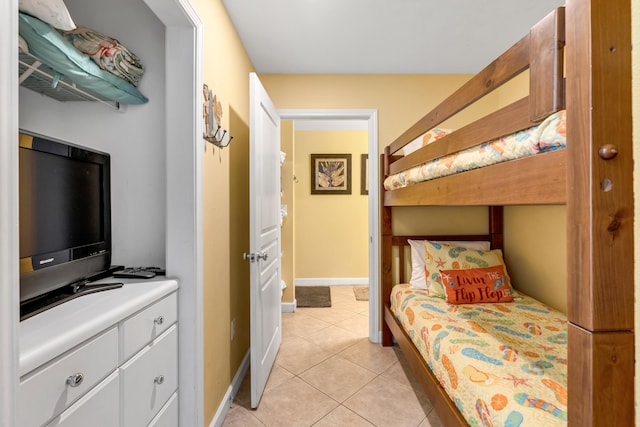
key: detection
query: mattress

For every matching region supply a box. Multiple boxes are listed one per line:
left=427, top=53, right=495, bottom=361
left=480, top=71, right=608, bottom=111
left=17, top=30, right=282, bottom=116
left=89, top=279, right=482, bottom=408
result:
left=391, top=284, right=568, bottom=426
left=384, top=110, right=566, bottom=191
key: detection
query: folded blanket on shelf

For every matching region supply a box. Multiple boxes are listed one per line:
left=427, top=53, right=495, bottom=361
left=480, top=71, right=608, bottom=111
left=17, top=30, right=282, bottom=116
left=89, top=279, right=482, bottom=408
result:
left=61, top=26, right=145, bottom=87
left=19, top=12, right=148, bottom=105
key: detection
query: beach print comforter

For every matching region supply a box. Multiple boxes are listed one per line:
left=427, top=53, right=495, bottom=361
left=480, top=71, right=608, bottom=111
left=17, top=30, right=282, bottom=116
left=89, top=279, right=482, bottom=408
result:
left=384, top=110, right=566, bottom=191
left=391, top=284, right=568, bottom=426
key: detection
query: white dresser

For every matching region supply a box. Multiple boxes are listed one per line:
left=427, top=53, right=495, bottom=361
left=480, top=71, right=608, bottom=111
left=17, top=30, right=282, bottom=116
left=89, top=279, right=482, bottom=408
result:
left=19, top=279, right=179, bottom=427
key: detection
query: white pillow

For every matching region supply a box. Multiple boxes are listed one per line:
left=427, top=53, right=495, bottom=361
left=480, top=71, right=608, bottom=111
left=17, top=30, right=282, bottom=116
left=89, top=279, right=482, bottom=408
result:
left=408, top=239, right=491, bottom=289
left=19, top=0, right=76, bottom=31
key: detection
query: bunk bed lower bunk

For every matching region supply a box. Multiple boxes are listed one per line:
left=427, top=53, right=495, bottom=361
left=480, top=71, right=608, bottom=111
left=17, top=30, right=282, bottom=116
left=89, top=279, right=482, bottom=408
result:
left=380, top=1, right=634, bottom=426
left=386, top=234, right=568, bottom=427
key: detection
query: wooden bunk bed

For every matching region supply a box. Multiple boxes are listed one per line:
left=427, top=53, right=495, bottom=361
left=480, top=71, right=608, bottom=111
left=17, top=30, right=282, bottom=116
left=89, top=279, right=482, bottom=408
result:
left=380, top=1, right=633, bottom=426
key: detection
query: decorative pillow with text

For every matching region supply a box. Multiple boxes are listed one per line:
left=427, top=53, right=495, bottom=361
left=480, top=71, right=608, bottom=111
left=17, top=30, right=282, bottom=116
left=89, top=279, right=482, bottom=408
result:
left=440, top=265, right=514, bottom=304
left=423, top=241, right=513, bottom=298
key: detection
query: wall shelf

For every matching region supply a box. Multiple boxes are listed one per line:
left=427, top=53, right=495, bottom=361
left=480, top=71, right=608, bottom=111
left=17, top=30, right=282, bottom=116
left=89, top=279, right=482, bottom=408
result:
left=19, top=50, right=123, bottom=111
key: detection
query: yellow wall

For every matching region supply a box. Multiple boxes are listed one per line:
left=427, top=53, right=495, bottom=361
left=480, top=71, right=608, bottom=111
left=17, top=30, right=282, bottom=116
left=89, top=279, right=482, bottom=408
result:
left=281, top=121, right=295, bottom=302
left=260, top=75, right=481, bottom=148
left=293, top=130, right=369, bottom=278
left=190, top=0, right=254, bottom=424
left=504, top=206, right=567, bottom=311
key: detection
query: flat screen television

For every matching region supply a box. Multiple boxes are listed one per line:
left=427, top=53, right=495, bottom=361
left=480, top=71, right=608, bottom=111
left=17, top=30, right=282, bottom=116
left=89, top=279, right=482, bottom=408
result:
left=19, top=131, right=116, bottom=318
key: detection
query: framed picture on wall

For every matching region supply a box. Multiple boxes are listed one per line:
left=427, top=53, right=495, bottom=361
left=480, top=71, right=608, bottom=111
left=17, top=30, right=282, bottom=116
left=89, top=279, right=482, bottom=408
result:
left=361, top=154, right=368, bottom=195
left=310, top=153, right=352, bottom=195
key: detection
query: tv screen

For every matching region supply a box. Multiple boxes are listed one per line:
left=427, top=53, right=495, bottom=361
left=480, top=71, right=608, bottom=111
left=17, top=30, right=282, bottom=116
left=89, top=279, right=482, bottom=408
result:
left=19, top=131, right=112, bottom=307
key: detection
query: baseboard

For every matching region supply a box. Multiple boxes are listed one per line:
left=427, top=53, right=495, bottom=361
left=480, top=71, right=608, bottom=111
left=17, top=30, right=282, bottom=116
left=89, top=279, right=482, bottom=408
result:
left=281, top=300, right=297, bottom=313
left=295, top=277, right=368, bottom=286
left=209, top=350, right=250, bottom=427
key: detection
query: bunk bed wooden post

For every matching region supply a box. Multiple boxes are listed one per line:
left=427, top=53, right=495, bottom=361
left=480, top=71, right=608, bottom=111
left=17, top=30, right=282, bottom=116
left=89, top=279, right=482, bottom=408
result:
left=381, top=154, right=394, bottom=346
left=488, top=206, right=503, bottom=250
left=565, top=0, right=634, bottom=425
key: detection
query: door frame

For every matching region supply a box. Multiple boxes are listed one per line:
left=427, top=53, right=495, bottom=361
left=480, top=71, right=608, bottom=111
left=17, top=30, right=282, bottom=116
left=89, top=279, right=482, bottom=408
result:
left=278, top=109, right=380, bottom=343
left=0, top=4, right=19, bottom=426
left=2, top=1, right=205, bottom=424
left=142, top=0, right=205, bottom=425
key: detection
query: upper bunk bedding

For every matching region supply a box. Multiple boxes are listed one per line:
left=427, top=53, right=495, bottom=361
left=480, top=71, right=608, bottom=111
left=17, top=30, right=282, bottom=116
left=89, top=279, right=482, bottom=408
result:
left=384, top=110, right=566, bottom=191
left=391, top=284, right=568, bottom=427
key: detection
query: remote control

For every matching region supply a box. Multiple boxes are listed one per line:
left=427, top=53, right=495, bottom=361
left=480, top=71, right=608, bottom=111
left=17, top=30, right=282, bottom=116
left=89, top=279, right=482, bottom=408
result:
left=113, top=267, right=156, bottom=279
left=142, top=266, right=166, bottom=275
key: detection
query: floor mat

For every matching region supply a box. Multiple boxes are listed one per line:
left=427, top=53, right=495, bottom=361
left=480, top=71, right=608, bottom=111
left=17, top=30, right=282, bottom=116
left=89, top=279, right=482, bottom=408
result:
left=353, top=286, right=369, bottom=301
left=296, top=286, right=331, bottom=307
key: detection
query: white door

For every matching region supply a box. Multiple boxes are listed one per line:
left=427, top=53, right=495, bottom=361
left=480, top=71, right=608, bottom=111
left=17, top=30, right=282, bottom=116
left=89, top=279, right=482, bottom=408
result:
left=248, top=73, right=282, bottom=408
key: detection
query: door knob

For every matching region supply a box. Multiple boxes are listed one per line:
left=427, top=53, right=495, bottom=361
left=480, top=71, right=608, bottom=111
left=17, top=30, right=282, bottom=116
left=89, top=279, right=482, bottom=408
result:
left=243, top=252, right=268, bottom=263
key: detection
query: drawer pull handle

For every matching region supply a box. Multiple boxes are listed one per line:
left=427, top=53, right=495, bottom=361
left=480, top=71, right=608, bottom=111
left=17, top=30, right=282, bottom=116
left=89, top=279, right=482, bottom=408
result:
left=66, top=373, right=84, bottom=387
left=154, top=375, right=165, bottom=385
left=154, top=316, right=164, bottom=325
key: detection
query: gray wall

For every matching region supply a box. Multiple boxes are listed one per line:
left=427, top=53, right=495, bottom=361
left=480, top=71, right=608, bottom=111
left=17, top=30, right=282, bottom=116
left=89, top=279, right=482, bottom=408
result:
left=19, top=0, right=167, bottom=268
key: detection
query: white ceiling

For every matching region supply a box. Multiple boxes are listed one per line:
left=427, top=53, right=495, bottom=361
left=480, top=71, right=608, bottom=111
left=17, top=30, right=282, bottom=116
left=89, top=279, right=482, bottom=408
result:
left=222, top=0, right=565, bottom=75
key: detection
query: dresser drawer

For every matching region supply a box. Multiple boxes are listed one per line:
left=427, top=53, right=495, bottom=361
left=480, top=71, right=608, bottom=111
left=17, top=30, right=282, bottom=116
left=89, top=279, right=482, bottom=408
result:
left=18, top=327, right=118, bottom=427
left=121, top=325, right=178, bottom=427
left=122, top=292, right=177, bottom=361
left=46, top=371, right=119, bottom=427
left=148, top=392, right=178, bottom=427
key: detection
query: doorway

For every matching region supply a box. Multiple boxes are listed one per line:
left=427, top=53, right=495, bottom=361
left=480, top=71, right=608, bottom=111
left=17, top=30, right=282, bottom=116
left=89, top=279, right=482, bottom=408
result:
left=279, top=109, right=379, bottom=343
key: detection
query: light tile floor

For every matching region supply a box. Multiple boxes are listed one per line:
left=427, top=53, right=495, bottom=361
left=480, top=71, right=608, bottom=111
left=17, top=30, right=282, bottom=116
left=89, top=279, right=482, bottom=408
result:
left=222, top=286, right=444, bottom=427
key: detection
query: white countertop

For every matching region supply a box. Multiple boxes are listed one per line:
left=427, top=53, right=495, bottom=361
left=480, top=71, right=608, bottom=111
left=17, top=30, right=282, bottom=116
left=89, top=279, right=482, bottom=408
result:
left=20, top=278, right=178, bottom=376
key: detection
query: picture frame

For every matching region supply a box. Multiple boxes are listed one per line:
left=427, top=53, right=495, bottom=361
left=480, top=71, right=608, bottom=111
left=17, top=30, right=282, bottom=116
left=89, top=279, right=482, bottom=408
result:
left=361, top=154, right=368, bottom=195
left=310, top=154, right=352, bottom=195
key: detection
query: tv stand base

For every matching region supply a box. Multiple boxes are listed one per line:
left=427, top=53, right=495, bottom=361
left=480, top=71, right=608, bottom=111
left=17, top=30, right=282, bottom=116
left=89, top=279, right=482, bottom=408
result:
left=20, top=281, right=123, bottom=321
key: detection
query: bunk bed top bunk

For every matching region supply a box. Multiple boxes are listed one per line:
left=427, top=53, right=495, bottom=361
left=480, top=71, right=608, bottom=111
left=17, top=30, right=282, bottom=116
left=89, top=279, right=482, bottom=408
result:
left=382, top=7, right=565, bottom=207
left=380, top=0, right=634, bottom=426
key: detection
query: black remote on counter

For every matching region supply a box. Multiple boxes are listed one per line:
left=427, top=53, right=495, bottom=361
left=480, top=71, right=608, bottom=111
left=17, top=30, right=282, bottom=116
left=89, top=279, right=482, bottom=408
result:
left=113, top=267, right=156, bottom=279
